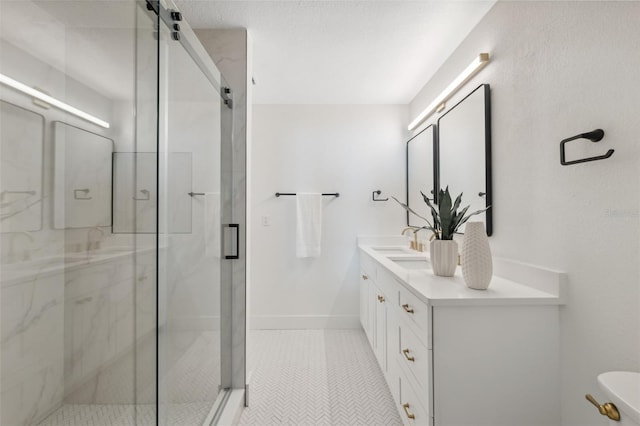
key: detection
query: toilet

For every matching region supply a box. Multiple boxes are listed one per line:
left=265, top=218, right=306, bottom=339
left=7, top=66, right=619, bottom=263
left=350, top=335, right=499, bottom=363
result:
left=598, top=371, right=640, bottom=426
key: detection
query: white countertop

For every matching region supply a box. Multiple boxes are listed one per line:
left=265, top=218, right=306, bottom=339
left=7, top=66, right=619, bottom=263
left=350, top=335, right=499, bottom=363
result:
left=359, top=240, right=566, bottom=307
left=1, top=245, right=157, bottom=286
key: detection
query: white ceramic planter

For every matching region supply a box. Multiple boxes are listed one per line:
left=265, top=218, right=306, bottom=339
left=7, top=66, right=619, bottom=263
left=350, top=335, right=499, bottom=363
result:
left=430, top=239, right=458, bottom=277
left=461, top=221, right=493, bottom=290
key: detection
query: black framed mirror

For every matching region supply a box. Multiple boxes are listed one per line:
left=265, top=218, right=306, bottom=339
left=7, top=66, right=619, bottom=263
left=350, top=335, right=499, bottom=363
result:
left=437, top=83, right=492, bottom=235
left=52, top=121, right=114, bottom=229
left=406, top=124, right=437, bottom=227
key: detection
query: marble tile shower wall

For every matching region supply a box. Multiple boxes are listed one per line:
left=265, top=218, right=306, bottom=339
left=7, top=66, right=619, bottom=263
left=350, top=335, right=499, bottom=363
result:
left=0, top=41, right=156, bottom=425
left=1, top=251, right=156, bottom=423
left=63, top=251, right=157, bottom=404
left=1, top=267, right=65, bottom=425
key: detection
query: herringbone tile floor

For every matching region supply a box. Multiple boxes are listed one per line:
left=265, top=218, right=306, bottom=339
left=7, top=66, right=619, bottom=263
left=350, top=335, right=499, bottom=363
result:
left=239, top=329, right=402, bottom=426
left=38, top=331, right=219, bottom=426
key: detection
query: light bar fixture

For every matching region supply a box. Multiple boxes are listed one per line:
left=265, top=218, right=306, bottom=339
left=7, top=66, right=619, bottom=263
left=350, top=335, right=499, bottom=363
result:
left=408, top=53, right=490, bottom=132
left=0, top=73, right=110, bottom=129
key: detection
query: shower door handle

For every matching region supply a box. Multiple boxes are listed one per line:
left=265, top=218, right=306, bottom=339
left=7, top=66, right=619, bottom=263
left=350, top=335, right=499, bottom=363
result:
left=224, top=223, right=239, bottom=259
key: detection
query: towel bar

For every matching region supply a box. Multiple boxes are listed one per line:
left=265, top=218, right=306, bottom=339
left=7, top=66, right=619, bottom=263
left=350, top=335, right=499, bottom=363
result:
left=275, top=192, right=339, bottom=197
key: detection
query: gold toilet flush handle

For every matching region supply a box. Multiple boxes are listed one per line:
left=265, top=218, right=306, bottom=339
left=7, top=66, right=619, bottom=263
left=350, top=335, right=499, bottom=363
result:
left=585, top=394, right=620, bottom=421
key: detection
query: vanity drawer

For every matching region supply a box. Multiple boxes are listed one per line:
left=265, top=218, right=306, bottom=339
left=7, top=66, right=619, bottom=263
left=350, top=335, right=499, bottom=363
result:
left=399, top=286, right=431, bottom=346
left=360, top=252, right=377, bottom=281
left=398, top=321, right=430, bottom=396
left=377, top=267, right=401, bottom=306
left=399, top=373, right=431, bottom=426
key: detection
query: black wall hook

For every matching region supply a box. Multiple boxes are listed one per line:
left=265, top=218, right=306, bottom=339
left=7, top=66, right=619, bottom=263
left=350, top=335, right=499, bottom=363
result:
left=560, top=129, right=614, bottom=166
left=372, top=190, right=388, bottom=202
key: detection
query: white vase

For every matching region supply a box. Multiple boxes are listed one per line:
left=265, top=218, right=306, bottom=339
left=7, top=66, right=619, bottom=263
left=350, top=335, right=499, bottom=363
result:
left=461, top=222, right=493, bottom=290
left=430, top=240, right=458, bottom=277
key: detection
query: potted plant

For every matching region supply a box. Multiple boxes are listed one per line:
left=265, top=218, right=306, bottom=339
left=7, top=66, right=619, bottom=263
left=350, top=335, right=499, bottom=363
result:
left=393, top=187, right=489, bottom=277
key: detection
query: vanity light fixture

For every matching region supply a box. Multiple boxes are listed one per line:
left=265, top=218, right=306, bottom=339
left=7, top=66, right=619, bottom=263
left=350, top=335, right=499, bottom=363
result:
left=408, top=53, right=489, bottom=132
left=0, top=73, right=110, bottom=129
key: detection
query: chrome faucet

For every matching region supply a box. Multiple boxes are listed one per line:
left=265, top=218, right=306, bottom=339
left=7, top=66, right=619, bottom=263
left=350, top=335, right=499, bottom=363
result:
left=87, top=226, right=106, bottom=251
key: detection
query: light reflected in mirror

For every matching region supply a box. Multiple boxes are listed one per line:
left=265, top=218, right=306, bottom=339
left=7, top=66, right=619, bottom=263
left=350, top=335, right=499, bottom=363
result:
left=406, top=124, right=436, bottom=227
left=0, top=101, right=44, bottom=232
left=53, top=121, right=113, bottom=229
left=437, top=83, right=492, bottom=235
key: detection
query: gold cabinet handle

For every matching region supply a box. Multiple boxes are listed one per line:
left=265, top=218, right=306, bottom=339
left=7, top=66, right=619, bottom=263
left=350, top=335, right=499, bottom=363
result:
left=402, top=348, right=415, bottom=362
left=362, top=274, right=368, bottom=280
left=402, top=303, right=414, bottom=314
left=402, top=403, right=415, bottom=419
left=585, top=394, right=620, bottom=421
left=377, top=295, right=385, bottom=303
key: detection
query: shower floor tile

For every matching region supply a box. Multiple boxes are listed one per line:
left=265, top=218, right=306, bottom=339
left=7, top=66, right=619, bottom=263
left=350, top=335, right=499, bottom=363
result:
left=36, top=404, right=155, bottom=426
left=36, top=402, right=213, bottom=426
left=37, top=331, right=220, bottom=426
left=239, top=329, right=402, bottom=426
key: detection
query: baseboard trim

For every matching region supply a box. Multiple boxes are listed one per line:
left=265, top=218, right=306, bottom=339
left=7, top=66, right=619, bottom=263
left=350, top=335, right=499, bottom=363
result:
left=250, top=315, right=360, bottom=329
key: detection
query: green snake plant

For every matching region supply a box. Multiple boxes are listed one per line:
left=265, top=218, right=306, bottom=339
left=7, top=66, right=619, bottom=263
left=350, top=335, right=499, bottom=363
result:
left=392, top=187, right=490, bottom=240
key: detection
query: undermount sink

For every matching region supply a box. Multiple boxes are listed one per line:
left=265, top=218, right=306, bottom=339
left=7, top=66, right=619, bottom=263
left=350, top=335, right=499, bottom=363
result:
left=371, top=246, right=412, bottom=254
left=91, top=246, right=133, bottom=255
left=388, top=256, right=431, bottom=270
left=8, top=254, right=86, bottom=270
left=6, top=248, right=137, bottom=272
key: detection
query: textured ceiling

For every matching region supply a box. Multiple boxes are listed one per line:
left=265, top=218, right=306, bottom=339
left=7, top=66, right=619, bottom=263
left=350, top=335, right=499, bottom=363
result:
left=175, top=0, right=496, bottom=104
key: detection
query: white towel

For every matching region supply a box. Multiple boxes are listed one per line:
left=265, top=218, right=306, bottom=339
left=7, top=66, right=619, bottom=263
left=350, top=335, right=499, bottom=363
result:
left=204, top=192, right=220, bottom=258
left=296, top=193, right=322, bottom=258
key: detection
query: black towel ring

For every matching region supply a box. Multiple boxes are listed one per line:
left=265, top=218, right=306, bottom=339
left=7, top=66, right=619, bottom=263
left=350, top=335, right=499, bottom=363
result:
left=372, top=190, right=388, bottom=202
left=560, top=129, right=614, bottom=166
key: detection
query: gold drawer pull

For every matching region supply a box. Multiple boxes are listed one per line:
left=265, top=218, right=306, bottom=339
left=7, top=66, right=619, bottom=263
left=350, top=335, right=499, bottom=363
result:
left=402, top=303, right=414, bottom=314
left=377, top=295, right=385, bottom=303
left=402, top=348, right=415, bottom=362
left=402, top=403, right=415, bottom=420
left=362, top=274, right=368, bottom=280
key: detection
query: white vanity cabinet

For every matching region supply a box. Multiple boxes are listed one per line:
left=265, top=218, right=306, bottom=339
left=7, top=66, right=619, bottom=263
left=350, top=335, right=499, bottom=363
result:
left=359, top=269, right=370, bottom=340
left=388, top=271, right=433, bottom=426
left=360, top=253, right=375, bottom=346
left=358, top=245, right=563, bottom=426
left=360, top=252, right=390, bottom=372
left=371, top=281, right=386, bottom=369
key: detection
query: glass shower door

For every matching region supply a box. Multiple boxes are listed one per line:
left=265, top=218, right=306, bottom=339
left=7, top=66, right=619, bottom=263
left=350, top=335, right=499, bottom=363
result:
left=1, top=1, right=159, bottom=425
left=156, top=9, right=231, bottom=425
left=0, top=0, right=233, bottom=423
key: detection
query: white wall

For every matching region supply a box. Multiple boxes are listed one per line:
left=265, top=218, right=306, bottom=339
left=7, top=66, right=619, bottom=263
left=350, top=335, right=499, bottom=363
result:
left=409, top=2, right=640, bottom=425
left=250, top=105, right=407, bottom=329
